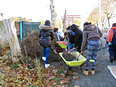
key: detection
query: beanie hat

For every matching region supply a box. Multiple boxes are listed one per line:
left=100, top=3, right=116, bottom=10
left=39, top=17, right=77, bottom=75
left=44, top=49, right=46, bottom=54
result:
left=83, top=22, right=91, bottom=26
left=44, top=20, right=51, bottom=26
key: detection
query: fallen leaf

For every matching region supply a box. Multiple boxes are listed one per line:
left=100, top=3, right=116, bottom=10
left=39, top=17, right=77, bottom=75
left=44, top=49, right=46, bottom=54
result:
left=74, top=85, right=80, bottom=87
left=48, top=76, right=55, bottom=81
left=72, top=72, right=78, bottom=75
left=53, top=82, right=57, bottom=86
left=61, top=73, right=65, bottom=78
left=60, top=80, right=66, bottom=84
left=73, top=76, right=80, bottom=80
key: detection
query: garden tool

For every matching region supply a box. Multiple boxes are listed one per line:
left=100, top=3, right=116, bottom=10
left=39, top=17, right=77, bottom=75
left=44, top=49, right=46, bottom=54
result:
left=51, top=47, right=57, bottom=54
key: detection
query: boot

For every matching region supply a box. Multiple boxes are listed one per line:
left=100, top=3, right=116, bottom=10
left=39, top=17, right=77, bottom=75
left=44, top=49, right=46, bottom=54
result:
left=83, top=70, right=88, bottom=76
left=91, top=70, right=95, bottom=75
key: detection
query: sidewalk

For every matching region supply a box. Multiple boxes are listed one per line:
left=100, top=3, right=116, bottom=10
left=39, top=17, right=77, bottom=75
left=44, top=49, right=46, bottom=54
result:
left=69, top=48, right=116, bottom=87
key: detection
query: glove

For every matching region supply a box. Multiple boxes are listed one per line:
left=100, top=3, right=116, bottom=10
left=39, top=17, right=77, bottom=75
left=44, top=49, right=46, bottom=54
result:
left=108, top=42, right=112, bottom=45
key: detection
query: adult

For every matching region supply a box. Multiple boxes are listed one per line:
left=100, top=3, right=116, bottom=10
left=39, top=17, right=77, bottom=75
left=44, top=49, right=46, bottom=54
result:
left=39, top=20, right=54, bottom=68
left=81, top=22, right=102, bottom=76
left=70, top=24, right=83, bottom=52
left=68, top=24, right=83, bottom=52
left=108, top=23, right=116, bottom=63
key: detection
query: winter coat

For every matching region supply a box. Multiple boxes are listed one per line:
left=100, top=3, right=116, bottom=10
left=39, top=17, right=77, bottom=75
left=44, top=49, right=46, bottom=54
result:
left=108, top=27, right=116, bottom=45
left=74, top=28, right=83, bottom=49
left=39, top=25, right=54, bottom=48
left=68, top=30, right=75, bottom=44
left=81, top=24, right=102, bottom=51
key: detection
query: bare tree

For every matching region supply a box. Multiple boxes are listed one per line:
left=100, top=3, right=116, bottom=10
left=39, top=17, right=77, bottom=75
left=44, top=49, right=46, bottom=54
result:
left=62, top=9, right=67, bottom=32
left=102, top=0, right=116, bottom=27
left=87, top=7, right=99, bottom=26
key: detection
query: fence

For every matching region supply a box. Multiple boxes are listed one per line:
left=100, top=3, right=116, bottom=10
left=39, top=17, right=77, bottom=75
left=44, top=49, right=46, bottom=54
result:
left=21, top=22, right=41, bottom=38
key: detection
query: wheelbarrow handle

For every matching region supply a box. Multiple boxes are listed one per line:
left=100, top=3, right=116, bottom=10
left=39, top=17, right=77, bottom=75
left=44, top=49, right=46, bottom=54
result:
left=51, top=47, right=57, bottom=54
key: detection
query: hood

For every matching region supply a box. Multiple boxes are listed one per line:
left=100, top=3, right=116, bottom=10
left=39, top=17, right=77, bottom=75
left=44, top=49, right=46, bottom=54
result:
left=39, top=25, right=52, bottom=30
left=83, top=24, right=95, bottom=31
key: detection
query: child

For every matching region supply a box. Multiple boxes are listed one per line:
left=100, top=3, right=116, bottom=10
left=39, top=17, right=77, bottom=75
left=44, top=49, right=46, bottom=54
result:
left=39, top=20, right=54, bottom=68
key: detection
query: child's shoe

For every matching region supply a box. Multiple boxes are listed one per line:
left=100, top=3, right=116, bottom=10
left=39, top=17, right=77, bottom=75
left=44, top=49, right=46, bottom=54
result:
left=42, top=57, right=46, bottom=61
left=45, top=64, right=50, bottom=69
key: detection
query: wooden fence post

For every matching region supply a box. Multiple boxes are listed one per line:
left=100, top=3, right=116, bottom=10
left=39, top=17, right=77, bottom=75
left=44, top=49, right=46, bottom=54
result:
left=3, top=19, right=22, bottom=63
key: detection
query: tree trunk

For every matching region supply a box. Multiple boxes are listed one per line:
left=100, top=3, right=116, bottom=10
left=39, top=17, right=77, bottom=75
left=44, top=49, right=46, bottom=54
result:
left=3, top=19, right=22, bottom=63
left=50, top=0, right=57, bottom=27
left=107, top=17, right=110, bottom=27
left=62, top=10, right=67, bottom=32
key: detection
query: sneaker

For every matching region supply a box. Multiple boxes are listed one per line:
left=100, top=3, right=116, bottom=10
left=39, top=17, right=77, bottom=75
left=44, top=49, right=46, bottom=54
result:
left=45, top=64, right=50, bottom=69
left=91, top=70, right=95, bottom=75
left=42, top=57, right=46, bottom=61
left=83, top=70, right=88, bottom=76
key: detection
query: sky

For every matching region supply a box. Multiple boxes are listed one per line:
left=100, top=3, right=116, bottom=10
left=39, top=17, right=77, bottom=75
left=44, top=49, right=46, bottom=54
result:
left=0, top=0, right=99, bottom=23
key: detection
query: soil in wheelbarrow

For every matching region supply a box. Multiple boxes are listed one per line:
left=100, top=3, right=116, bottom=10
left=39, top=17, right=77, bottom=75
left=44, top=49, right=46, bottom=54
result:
left=62, top=52, right=78, bottom=61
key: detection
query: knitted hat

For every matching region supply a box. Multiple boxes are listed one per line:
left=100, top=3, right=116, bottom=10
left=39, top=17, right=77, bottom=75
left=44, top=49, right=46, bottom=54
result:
left=83, top=22, right=91, bottom=26
left=44, top=20, right=51, bottom=26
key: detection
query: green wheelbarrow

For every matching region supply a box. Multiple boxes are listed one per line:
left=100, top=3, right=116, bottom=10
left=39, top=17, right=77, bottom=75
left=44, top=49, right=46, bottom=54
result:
left=59, top=52, right=95, bottom=75
left=56, top=41, right=67, bottom=53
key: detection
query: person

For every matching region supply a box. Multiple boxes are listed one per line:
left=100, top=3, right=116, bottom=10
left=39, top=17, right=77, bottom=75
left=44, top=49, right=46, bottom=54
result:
left=67, top=26, right=75, bottom=51
left=81, top=22, right=102, bottom=76
left=63, top=32, right=68, bottom=42
left=54, top=28, right=64, bottom=41
left=68, top=24, right=83, bottom=52
left=70, top=24, right=83, bottom=52
left=39, top=20, right=54, bottom=68
left=108, top=23, right=116, bottom=63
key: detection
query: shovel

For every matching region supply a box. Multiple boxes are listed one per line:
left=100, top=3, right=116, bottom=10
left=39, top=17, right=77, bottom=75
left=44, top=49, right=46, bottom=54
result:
left=76, top=53, right=81, bottom=60
left=72, top=53, right=81, bottom=61
left=51, top=47, right=57, bottom=54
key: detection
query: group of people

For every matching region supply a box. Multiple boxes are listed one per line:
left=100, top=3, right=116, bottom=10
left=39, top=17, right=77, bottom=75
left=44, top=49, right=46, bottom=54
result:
left=38, top=20, right=116, bottom=76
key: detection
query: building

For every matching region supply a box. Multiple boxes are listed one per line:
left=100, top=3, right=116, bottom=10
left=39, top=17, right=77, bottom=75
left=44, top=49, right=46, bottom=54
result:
left=66, top=15, right=81, bottom=26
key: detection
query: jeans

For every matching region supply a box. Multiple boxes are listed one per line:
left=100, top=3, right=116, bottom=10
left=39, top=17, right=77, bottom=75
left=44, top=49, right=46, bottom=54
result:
left=43, top=47, right=51, bottom=64
left=109, top=45, right=116, bottom=59
left=86, top=40, right=101, bottom=70
left=69, top=43, right=75, bottom=50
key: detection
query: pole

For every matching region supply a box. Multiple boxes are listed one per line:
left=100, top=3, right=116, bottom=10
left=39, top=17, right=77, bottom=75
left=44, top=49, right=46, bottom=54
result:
left=99, top=0, right=102, bottom=29
left=20, top=22, right=23, bottom=39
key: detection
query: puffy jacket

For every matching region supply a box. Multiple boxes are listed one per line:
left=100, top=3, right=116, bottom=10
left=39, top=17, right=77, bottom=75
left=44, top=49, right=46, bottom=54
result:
left=68, top=30, right=75, bottom=44
left=74, top=29, right=83, bottom=49
left=81, top=24, right=102, bottom=51
left=39, top=25, right=54, bottom=47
